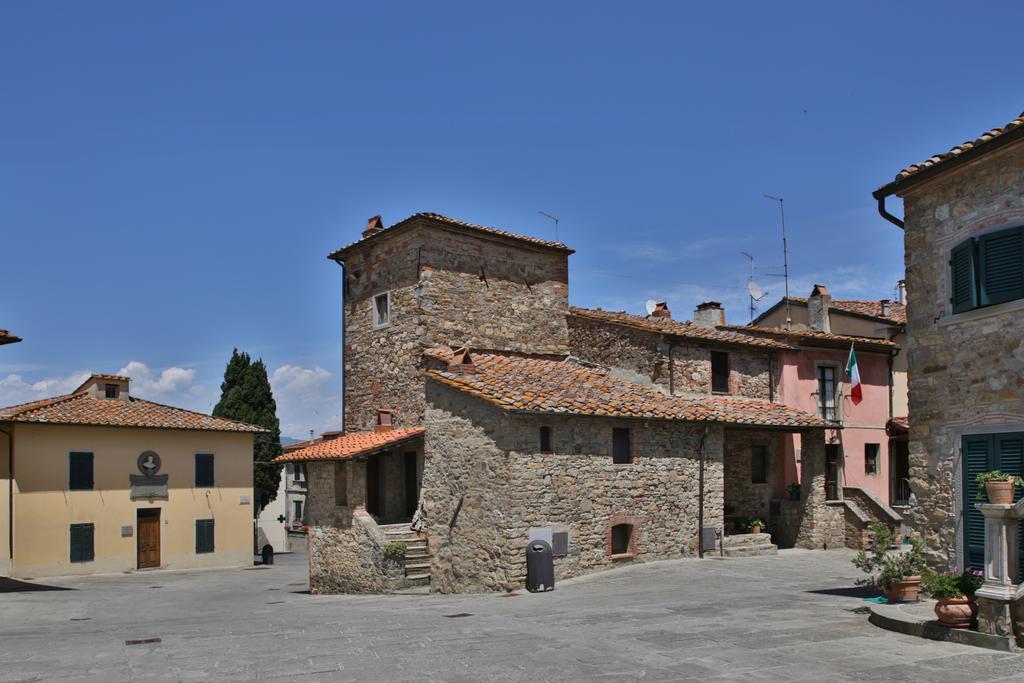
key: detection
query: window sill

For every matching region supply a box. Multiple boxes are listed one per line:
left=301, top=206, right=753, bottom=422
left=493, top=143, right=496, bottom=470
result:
left=609, top=552, right=637, bottom=561
left=939, top=298, right=1024, bottom=327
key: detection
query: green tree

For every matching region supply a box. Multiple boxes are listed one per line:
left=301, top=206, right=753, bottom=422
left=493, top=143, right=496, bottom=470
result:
left=213, top=349, right=282, bottom=512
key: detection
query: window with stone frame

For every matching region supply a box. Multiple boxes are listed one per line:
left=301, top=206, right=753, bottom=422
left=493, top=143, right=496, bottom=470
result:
left=611, top=523, right=633, bottom=555
left=335, top=462, right=348, bottom=506
left=104, top=383, right=119, bottom=399
left=864, top=443, right=879, bottom=475
left=817, top=365, right=838, bottom=422
left=949, top=226, right=1024, bottom=314
left=711, top=351, right=730, bottom=393
left=612, top=427, right=631, bottom=464
left=373, top=291, right=391, bottom=328
left=751, top=445, right=768, bottom=484
left=539, top=425, right=552, bottom=453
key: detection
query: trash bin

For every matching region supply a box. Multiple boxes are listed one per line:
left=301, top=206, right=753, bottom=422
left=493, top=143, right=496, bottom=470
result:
left=525, top=539, right=554, bottom=592
left=261, top=544, right=274, bottom=565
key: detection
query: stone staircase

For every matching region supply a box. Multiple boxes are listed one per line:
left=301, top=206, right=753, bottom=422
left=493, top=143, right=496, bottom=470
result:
left=380, top=523, right=431, bottom=590
left=722, top=533, right=778, bottom=558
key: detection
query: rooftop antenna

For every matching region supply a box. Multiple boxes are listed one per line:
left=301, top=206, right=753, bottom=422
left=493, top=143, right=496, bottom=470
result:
left=538, top=210, right=560, bottom=241
left=763, top=194, right=791, bottom=329
left=741, top=251, right=767, bottom=322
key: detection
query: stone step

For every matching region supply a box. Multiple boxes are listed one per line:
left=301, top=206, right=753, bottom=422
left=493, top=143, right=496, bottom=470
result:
left=722, top=533, right=774, bottom=548
left=405, top=550, right=428, bottom=560
left=405, top=573, right=430, bottom=585
left=405, top=560, right=431, bottom=572
left=723, top=543, right=778, bottom=558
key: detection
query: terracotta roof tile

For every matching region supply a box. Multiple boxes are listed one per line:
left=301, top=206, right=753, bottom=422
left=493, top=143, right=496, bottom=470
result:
left=781, top=297, right=907, bottom=325
left=723, top=324, right=898, bottom=350
left=329, top=212, right=573, bottom=259
left=568, top=307, right=795, bottom=350
left=0, top=328, right=21, bottom=345
left=273, top=427, right=425, bottom=463
left=0, top=389, right=266, bottom=433
left=876, top=112, right=1024, bottom=195
left=425, top=349, right=824, bottom=429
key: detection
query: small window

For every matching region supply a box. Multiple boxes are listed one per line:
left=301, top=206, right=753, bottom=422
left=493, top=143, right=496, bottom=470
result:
left=195, top=519, right=215, bottom=554
left=292, top=463, right=303, bottom=480
left=104, top=383, right=119, bottom=399
left=611, top=523, right=633, bottom=555
left=711, top=351, right=730, bottom=393
left=751, top=445, right=768, bottom=484
left=69, top=452, right=94, bottom=490
left=335, top=462, right=348, bottom=506
left=865, top=443, right=880, bottom=475
left=612, top=428, right=631, bottom=464
left=70, top=523, right=95, bottom=562
left=539, top=426, right=552, bottom=453
left=373, top=291, right=391, bottom=328
left=293, top=500, right=303, bottom=523
left=818, top=366, right=837, bottom=421
left=949, top=226, right=1024, bottom=313
left=195, top=453, right=215, bottom=487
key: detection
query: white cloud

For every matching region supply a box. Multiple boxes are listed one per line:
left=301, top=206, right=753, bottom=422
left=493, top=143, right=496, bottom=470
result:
left=117, top=361, right=198, bottom=397
left=270, top=364, right=341, bottom=440
left=0, top=370, right=92, bottom=407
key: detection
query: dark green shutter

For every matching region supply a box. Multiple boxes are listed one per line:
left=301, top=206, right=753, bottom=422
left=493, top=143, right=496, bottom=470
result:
left=70, top=523, right=94, bottom=562
left=995, top=433, right=1024, bottom=581
left=69, top=452, right=94, bottom=490
left=962, top=435, right=991, bottom=571
left=979, top=227, right=1024, bottom=306
left=196, top=519, right=214, bottom=553
left=950, top=238, right=978, bottom=313
left=195, top=454, right=214, bottom=487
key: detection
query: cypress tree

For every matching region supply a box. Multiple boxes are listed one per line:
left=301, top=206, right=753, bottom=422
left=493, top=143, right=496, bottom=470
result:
left=213, top=349, right=282, bottom=512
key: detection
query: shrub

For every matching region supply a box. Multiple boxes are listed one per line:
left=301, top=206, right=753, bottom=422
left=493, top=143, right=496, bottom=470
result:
left=852, top=523, right=927, bottom=590
left=382, top=541, right=406, bottom=561
left=746, top=518, right=766, bottom=531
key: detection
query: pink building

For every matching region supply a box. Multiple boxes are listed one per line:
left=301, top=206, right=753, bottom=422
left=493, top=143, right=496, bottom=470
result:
left=745, top=284, right=908, bottom=511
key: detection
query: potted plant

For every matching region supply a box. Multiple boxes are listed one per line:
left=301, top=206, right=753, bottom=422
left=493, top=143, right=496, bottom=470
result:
left=786, top=484, right=801, bottom=501
left=921, top=569, right=983, bottom=628
left=746, top=518, right=766, bottom=534
left=976, top=470, right=1024, bottom=505
left=852, top=523, right=927, bottom=603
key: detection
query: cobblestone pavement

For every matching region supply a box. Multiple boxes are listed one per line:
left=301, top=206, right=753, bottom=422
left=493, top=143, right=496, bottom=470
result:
left=3, top=549, right=1024, bottom=681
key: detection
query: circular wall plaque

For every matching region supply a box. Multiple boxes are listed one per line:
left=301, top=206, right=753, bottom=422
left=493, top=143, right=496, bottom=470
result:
left=138, top=451, right=161, bottom=477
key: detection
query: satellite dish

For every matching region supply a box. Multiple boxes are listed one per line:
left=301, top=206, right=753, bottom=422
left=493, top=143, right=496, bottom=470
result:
left=747, top=281, right=766, bottom=301
left=645, top=299, right=658, bottom=315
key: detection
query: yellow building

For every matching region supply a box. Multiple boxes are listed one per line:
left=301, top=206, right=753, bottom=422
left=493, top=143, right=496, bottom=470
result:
left=0, top=373, right=264, bottom=578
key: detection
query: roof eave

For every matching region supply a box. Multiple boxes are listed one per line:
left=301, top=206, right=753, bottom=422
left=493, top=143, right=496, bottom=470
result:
left=873, top=126, right=1024, bottom=200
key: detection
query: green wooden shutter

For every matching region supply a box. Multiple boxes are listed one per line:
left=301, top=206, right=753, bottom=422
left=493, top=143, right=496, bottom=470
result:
left=196, top=519, right=214, bottom=553
left=994, top=433, right=1024, bottom=581
left=195, top=454, right=214, bottom=487
left=69, top=452, right=94, bottom=490
left=950, top=238, right=978, bottom=313
left=70, top=523, right=94, bottom=562
left=962, top=435, right=992, bottom=571
left=979, top=226, right=1024, bottom=306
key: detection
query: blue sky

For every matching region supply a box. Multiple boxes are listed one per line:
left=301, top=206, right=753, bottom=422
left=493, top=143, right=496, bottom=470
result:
left=1, top=2, right=1020, bottom=438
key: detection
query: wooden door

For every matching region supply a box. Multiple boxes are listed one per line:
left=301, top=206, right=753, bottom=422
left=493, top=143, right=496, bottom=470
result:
left=137, top=509, right=161, bottom=569
left=825, top=445, right=840, bottom=501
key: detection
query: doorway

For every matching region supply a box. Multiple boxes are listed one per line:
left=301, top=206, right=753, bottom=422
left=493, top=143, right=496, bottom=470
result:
left=137, top=508, right=161, bottom=569
left=403, top=452, right=418, bottom=518
left=366, top=457, right=381, bottom=517
left=825, top=445, right=840, bottom=501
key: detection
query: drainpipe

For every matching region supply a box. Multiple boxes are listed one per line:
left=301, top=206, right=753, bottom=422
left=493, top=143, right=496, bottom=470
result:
left=1, top=424, right=12, bottom=563
left=876, top=195, right=905, bottom=230
left=332, top=259, right=346, bottom=433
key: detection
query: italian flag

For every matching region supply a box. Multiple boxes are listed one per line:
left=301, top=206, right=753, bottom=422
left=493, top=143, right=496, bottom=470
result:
left=846, top=343, right=863, bottom=405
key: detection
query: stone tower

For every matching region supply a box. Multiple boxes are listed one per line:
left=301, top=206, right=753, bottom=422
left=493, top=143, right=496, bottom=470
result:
left=328, top=213, right=573, bottom=432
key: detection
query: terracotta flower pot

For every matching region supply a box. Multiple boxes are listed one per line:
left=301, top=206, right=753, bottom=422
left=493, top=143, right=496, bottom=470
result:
left=750, top=526, right=762, bottom=534
left=934, top=596, right=977, bottom=628
left=885, top=575, right=921, bottom=603
left=985, top=480, right=1016, bottom=505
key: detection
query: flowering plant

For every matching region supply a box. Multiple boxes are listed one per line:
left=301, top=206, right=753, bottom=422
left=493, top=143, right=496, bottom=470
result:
left=921, top=568, right=984, bottom=599
left=976, top=470, right=1024, bottom=500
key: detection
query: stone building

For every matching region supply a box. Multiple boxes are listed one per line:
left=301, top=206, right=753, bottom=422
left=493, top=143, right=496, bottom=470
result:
left=280, top=213, right=844, bottom=593
left=874, top=111, right=1024, bottom=571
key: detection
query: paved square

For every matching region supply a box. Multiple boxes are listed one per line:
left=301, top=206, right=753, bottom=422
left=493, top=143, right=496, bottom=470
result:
left=2, top=549, right=1023, bottom=681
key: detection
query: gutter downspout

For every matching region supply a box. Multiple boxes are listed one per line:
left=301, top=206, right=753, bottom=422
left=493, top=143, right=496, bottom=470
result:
left=876, top=195, right=905, bottom=230
left=332, top=259, right=346, bottom=433
left=1, top=424, right=12, bottom=563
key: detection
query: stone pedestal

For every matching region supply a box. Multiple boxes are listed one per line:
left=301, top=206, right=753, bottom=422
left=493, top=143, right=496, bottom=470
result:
left=975, top=502, right=1024, bottom=647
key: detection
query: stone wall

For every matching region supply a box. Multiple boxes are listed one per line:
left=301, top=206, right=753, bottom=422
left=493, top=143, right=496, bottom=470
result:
left=793, top=430, right=845, bottom=549
left=900, top=142, right=1024, bottom=567
left=723, top=430, right=783, bottom=529
left=308, top=511, right=388, bottom=594
left=341, top=220, right=570, bottom=432
left=567, top=315, right=775, bottom=400
left=422, top=380, right=724, bottom=592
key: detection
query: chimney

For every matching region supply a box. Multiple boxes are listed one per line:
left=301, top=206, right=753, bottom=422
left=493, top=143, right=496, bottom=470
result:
left=879, top=299, right=892, bottom=318
left=374, top=408, right=395, bottom=433
left=447, top=346, right=476, bottom=375
left=362, top=215, right=384, bottom=239
left=649, top=301, right=671, bottom=319
left=896, top=279, right=907, bottom=305
left=807, top=284, right=831, bottom=333
left=693, top=301, right=725, bottom=327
